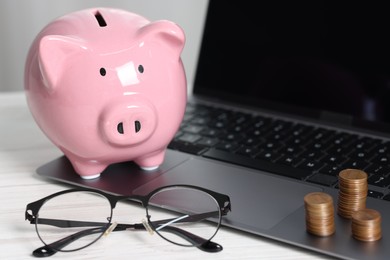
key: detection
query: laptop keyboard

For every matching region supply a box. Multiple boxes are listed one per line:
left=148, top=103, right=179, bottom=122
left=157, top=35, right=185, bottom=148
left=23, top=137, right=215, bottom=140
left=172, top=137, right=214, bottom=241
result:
left=168, top=102, right=390, bottom=201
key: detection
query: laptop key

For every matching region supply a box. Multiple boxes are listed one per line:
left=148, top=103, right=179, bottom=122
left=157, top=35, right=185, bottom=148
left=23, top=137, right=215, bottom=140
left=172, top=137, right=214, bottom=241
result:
left=196, top=137, right=219, bottom=147
left=321, top=154, right=347, bottom=165
left=371, top=154, right=390, bottom=165
left=318, top=164, right=343, bottom=176
left=182, top=125, right=204, bottom=134
left=341, top=159, right=370, bottom=170
left=279, top=145, right=304, bottom=155
left=177, top=133, right=202, bottom=143
left=255, top=150, right=281, bottom=162
left=374, top=142, right=390, bottom=154
left=348, top=150, right=374, bottom=161
left=297, top=160, right=326, bottom=171
left=275, top=155, right=303, bottom=167
left=368, top=175, right=390, bottom=188
left=168, top=140, right=208, bottom=155
left=365, top=164, right=390, bottom=176
left=368, top=190, right=384, bottom=199
left=215, top=141, right=240, bottom=152
left=203, top=149, right=312, bottom=180
left=382, top=193, right=390, bottom=201
left=200, top=127, right=221, bottom=137
left=300, top=150, right=326, bottom=160
left=236, top=146, right=261, bottom=157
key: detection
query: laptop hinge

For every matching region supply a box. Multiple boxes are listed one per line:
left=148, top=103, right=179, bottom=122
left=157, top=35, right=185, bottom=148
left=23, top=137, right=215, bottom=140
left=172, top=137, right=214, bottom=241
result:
left=320, top=111, right=353, bottom=125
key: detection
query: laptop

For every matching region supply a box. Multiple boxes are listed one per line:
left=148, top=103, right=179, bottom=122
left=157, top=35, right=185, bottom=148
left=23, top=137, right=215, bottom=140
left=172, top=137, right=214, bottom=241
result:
left=37, top=1, right=390, bottom=259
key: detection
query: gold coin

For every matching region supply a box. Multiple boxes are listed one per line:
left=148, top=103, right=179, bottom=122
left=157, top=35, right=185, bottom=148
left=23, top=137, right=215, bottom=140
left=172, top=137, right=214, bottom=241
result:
left=304, top=192, right=333, bottom=206
left=352, top=208, right=381, bottom=223
left=339, top=169, right=367, bottom=182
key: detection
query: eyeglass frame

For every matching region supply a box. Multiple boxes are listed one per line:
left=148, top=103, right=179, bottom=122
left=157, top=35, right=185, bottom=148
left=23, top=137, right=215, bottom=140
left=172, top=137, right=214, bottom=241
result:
left=25, top=184, right=231, bottom=257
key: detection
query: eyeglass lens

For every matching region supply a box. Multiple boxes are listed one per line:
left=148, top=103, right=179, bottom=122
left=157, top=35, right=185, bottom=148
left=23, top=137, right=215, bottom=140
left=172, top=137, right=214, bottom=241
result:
left=147, top=187, right=221, bottom=247
left=35, top=191, right=112, bottom=252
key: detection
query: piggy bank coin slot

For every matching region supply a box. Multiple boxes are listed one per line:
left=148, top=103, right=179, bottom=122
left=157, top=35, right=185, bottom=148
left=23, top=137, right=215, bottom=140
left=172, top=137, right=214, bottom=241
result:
left=94, top=11, right=107, bottom=27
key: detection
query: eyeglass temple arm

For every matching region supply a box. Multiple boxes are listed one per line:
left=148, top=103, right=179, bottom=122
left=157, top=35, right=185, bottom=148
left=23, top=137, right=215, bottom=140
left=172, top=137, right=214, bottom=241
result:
left=153, top=224, right=223, bottom=252
left=32, top=226, right=105, bottom=257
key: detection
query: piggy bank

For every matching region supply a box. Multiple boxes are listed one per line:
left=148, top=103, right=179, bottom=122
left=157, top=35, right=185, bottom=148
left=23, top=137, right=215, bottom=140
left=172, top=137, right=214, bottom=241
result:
left=24, top=8, right=187, bottom=179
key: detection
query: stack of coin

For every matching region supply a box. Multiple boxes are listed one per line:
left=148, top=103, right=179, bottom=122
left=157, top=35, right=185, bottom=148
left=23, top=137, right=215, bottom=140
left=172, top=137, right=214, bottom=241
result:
left=304, top=192, right=335, bottom=236
left=338, top=169, right=368, bottom=218
left=351, top=208, right=382, bottom=241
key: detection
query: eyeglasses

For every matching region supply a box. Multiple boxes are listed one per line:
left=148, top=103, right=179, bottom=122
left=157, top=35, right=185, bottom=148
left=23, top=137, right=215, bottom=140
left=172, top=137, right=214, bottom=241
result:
left=25, top=184, right=231, bottom=257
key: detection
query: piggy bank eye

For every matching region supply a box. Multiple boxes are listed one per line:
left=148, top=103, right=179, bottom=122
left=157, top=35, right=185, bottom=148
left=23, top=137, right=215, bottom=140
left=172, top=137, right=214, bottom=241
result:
left=138, top=65, right=144, bottom=73
left=100, top=68, right=106, bottom=76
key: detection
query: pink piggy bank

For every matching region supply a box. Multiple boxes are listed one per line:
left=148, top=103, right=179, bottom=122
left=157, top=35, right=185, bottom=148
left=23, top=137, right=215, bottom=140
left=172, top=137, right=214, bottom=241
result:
left=25, top=8, right=187, bottom=179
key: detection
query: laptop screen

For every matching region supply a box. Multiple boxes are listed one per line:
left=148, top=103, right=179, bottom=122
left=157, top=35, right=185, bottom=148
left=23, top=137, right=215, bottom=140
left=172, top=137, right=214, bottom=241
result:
left=193, top=1, right=390, bottom=133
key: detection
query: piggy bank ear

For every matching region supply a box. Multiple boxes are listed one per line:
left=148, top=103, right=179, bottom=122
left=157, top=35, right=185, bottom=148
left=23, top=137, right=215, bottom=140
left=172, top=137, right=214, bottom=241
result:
left=138, top=20, right=185, bottom=57
left=38, top=35, right=87, bottom=92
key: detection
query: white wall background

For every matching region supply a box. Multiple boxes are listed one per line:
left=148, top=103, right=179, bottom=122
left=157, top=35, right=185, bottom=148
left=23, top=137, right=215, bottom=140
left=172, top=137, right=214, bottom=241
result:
left=0, top=0, right=208, bottom=93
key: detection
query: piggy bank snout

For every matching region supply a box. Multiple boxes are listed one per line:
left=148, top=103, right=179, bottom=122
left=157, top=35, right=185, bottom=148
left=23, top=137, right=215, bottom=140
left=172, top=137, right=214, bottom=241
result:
left=101, top=102, right=157, bottom=146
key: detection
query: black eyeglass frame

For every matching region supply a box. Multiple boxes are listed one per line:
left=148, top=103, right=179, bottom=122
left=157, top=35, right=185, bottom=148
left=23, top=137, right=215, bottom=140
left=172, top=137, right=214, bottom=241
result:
left=25, top=184, right=231, bottom=257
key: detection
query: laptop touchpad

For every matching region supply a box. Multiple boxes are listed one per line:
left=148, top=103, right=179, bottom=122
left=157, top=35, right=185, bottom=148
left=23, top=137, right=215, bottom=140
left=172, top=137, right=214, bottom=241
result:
left=134, top=157, right=322, bottom=230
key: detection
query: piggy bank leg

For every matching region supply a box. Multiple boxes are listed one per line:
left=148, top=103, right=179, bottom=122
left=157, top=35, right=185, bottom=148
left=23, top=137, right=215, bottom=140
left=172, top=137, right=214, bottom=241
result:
left=140, top=165, right=159, bottom=171
left=69, top=158, right=107, bottom=179
left=80, top=174, right=101, bottom=179
left=134, top=150, right=166, bottom=171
